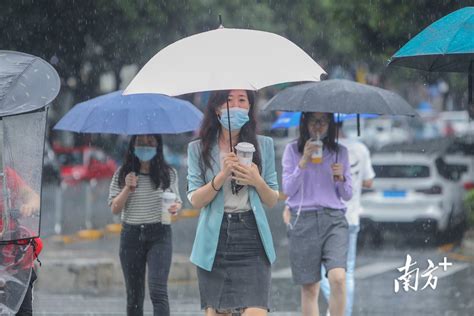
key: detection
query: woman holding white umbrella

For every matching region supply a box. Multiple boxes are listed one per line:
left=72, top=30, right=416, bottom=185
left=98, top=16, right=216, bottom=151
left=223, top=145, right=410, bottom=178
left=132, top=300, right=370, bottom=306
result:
left=187, top=89, right=279, bottom=315
left=124, top=24, right=325, bottom=315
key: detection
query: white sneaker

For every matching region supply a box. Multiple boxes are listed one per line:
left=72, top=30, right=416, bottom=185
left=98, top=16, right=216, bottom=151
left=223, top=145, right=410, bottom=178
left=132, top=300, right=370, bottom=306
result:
left=326, top=310, right=331, bottom=316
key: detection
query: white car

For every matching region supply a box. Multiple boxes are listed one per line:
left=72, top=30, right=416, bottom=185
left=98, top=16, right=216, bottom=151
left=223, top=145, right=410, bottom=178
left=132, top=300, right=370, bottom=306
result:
left=360, top=118, right=412, bottom=150
left=437, top=110, right=470, bottom=137
left=360, top=151, right=467, bottom=244
left=444, top=155, right=474, bottom=192
left=443, top=136, right=474, bottom=192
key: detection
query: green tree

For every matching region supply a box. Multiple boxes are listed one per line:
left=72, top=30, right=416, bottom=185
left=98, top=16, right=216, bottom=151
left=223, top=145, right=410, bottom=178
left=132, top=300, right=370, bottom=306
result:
left=321, top=0, right=470, bottom=67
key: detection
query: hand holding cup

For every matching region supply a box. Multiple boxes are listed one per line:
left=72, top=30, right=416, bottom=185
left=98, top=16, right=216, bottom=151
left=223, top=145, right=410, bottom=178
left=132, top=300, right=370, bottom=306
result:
left=232, top=163, right=261, bottom=187
left=162, top=192, right=178, bottom=216
left=167, top=202, right=182, bottom=216
left=222, top=152, right=239, bottom=178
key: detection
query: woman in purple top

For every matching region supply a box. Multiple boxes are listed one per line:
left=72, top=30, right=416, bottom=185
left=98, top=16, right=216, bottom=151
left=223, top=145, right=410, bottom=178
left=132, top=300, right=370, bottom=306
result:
left=282, top=112, right=352, bottom=316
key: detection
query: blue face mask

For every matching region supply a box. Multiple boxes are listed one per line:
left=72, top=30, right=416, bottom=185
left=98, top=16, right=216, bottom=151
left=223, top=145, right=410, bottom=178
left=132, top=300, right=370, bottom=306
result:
left=218, top=108, right=250, bottom=131
left=134, top=146, right=157, bottom=162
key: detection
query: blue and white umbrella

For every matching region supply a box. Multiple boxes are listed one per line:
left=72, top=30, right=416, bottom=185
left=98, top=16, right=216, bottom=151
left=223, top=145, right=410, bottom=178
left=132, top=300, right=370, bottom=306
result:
left=54, top=91, right=203, bottom=135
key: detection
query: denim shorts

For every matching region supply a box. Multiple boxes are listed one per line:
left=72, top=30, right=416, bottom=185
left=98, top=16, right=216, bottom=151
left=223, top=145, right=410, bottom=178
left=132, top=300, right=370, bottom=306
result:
left=197, top=211, right=271, bottom=313
left=287, top=208, right=349, bottom=285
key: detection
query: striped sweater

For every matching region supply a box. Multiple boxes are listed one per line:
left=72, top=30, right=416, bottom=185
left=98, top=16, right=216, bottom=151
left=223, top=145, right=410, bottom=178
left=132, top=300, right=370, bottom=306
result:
left=108, top=167, right=182, bottom=225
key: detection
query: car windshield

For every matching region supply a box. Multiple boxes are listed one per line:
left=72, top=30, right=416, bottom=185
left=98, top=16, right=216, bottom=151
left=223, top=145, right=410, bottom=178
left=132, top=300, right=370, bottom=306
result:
left=57, top=152, right=83, bottom=166
left=373, top=164, right=430, bottom=178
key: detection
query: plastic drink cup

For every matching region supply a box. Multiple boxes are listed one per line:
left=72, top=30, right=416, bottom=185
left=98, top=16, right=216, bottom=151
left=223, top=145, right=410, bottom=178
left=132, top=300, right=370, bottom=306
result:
left=235, top=142, right=256, bottom=184
left=311, top=139, right=323, bottom=164
left=235, top=142, right=256, bottom=166
left=162, top=192, right=177, bottom=221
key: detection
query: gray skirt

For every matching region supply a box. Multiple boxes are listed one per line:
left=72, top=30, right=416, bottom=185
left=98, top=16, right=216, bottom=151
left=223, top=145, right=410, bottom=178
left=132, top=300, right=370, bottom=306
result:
left=197, top=211, right=271, bottom=313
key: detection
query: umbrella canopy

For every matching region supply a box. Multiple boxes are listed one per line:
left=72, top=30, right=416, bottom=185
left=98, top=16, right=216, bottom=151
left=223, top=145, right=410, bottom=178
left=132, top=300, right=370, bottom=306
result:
left=388, top=7, right=474, bottom=72
left=263, top=79, right=418, bottom=116
left=0, top=50, right=60, bottom=116
left=124, top=27, right=326, bottom=96
left=388, top=7, right=474, bottom=112
left=271, top=112, right=378, bottom=129
left=54, top=91, right=203, bottom=135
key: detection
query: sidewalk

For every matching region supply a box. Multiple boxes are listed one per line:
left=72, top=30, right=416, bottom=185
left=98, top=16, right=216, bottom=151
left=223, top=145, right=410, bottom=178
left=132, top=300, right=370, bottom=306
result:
left=36, top=231, right=196, bottom=295
left=453, top=228, right=474, bottom=261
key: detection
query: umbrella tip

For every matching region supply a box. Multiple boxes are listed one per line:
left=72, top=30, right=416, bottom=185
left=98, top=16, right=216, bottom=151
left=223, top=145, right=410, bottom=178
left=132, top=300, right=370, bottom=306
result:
left=218, top=14, right=224, bottom=28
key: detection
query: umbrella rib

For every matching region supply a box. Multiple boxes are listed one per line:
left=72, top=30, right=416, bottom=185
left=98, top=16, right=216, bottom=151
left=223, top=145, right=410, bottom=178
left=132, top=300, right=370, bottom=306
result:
left=1, top=58, right=36, bottom=109
left=81, top=105, right=105, bottom=133
left=301, top=86, right=314, bottom=112
left=160, top=105, right=179, bottom=134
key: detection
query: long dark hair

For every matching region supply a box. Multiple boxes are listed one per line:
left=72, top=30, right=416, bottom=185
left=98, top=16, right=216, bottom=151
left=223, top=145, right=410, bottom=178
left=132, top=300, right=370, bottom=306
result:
left=198, top=90, right=262, bottom=175
left=118, top=134, right=172, bottom=190
left=297, top=112, right=338, bottom=154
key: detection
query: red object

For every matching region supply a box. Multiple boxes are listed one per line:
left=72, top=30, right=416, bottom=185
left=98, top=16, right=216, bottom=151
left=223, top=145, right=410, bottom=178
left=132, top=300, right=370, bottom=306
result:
left=1, top=237, right=42, bottom=270
left=0, top=167, right=27, bottom=213
left=444, top=122, right=455, bottom=136
left=33, top=237, right=43, bottom=257
left=464, top=182, right=474, bottom=191
left=0, top=168, right=43, bottom=270
left=53, top=145, right=117, bottom=185
left=15, top=237, right=42, bottom=257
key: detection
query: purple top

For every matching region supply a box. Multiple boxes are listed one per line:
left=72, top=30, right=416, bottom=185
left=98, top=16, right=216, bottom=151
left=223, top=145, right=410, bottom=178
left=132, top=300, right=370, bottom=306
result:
left=282, top=140, right=353, bottom=212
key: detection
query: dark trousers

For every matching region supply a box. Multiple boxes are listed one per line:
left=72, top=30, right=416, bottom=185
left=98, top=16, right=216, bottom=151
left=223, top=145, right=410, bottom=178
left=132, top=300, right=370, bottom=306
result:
left=119, top=222, right=172, bottom=316
left=16, top=268, right=37, bottom=316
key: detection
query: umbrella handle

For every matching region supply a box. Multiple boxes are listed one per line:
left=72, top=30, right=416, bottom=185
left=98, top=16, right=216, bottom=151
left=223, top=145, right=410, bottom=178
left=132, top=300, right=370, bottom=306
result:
left=225, top=99, right=239, bottom=195
left=469, top=60, right=473, bottom=105
left=357, top=114, right=361, bottom=137
left=335, top=113, right=339, bottom=163
left=334, top=113, right=340, bottom=182
left=219, top=15, right=223, bottom=28
left=226, top=100, right=233, bottom=153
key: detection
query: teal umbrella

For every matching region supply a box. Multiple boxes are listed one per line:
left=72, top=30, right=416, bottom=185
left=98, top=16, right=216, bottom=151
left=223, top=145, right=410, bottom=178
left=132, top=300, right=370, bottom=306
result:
left=388, top=7, right=474, bottom=106
left=389, top=7, right=474, bottom=72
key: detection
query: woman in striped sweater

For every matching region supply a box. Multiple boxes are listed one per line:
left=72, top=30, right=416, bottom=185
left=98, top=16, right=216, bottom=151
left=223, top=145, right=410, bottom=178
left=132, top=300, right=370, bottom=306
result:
left=108, top=134, right=182, bottom=316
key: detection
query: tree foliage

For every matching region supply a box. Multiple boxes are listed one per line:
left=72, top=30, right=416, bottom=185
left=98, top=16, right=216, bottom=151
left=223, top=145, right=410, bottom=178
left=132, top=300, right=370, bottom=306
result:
left=1, top=0, right=471, bottom=112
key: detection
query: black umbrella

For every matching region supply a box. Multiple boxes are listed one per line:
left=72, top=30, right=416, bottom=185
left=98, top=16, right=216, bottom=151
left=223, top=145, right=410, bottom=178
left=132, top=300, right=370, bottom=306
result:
left=263, top=79, right=418, bottom=162
left=262, top=79, right=417, bottom=116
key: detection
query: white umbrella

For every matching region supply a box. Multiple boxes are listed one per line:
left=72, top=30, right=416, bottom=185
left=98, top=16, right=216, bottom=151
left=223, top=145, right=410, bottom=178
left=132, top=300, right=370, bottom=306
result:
left=124, top=27, right=326, bottom=96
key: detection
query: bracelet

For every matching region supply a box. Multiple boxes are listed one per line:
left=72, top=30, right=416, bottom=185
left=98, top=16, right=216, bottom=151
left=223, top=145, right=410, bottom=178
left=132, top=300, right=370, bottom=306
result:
left=211, top=176, right=220, bottom=191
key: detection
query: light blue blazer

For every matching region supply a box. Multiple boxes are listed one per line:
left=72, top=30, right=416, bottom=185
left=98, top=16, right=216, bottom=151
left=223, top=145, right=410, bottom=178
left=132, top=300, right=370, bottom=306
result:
left=187, top=135, right=279, bottom=271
